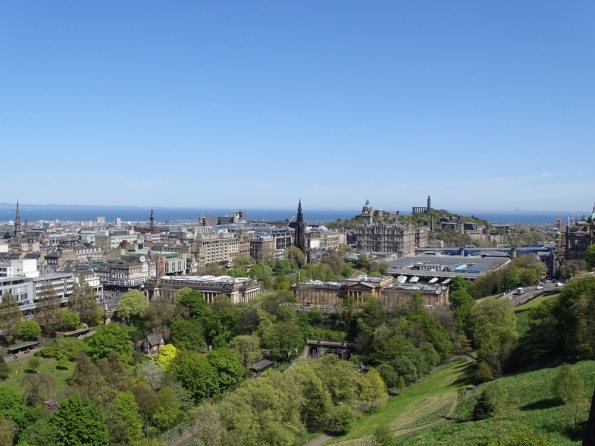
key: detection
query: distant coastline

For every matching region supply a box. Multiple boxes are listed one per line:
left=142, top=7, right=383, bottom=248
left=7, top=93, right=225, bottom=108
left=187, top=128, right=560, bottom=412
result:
left=0, top=203, right=583, bottom=225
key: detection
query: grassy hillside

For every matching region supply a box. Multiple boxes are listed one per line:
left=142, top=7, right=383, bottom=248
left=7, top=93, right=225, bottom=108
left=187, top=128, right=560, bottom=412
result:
left=395, top=360, right=595, bottom=445
left=329, top=357, right=474, bottom=445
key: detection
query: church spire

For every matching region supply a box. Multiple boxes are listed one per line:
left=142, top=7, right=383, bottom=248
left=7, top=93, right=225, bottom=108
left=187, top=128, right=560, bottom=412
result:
left=14, top=202, right=22, bottom=239
left=295, top=199, right=306, bottom=256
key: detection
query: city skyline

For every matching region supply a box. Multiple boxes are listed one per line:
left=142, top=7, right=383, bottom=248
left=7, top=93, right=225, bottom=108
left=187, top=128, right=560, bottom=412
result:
left=2, top=1, right=594, bottom=210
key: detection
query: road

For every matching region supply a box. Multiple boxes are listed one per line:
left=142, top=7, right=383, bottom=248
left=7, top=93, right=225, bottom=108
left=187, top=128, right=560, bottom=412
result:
left=502, top=280, right=559, bottom=306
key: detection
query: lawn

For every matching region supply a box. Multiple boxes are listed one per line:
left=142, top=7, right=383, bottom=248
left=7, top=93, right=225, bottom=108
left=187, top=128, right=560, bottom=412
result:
left=328, top=357, right=474, bottom=445
left=0, top=355, right=76, bottom=400
left=514, top=293, right=559, bottom=313
left=394, top=360, right=595, bottom=445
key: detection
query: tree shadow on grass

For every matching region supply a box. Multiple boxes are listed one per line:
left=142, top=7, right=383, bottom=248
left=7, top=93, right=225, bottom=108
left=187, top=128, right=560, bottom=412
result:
left=520, top=398, right=562, bottom=411
left=562, top=420, right=587, bottom=442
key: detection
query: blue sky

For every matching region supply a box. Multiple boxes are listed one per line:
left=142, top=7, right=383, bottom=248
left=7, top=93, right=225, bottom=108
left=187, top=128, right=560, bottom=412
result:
left=1, top=1, right=594, bottom=212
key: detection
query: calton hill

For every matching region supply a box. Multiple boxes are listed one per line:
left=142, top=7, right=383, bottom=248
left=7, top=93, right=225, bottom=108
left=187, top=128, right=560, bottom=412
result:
left=1, top=245, right=595, bottom=445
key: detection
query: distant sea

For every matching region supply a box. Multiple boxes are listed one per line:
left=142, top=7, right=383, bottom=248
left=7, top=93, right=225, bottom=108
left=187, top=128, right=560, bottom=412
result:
left=0, top=204, right=585, bottom=226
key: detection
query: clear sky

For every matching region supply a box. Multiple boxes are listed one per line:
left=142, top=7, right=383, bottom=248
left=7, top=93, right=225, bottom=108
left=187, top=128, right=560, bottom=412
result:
left=1, top=1, right=594, bottom=212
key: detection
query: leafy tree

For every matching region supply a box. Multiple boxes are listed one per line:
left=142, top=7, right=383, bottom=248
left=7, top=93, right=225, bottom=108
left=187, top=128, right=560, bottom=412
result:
left=105, top=391, right=143, bottom=445
left=228, top=334, right=261, bottom=368
left=0, top=356, right=9, bottom=381
left=396, top=376, right=406, bottom=391
left=174, top=288, right=213, bottom=321
left=358, top=298, right=387, bottom=335
left=97, top=351, right=129, bottom=389
left=18, top=418, right=59, bottom=446
left=144, top=297, right=175, bottom=333
left=27, top=357, right=41, bottom=373
left=42, top=338, right=87, bottom=361
left=34, top=284, right=64, bottom=335
left=137, top=361, right=165, bottom=390
left=19, top=320, right=42, bottom=341
left=131, top=382, right=159, bottom=436
left=473, top=381, right=505, bottom=420
left=61, top=310, right=80, bottom=331
left=373, top=424, right=394, bottom=446
left=0, top=415, right=14, bottom=446
left=327, top=404, right=355, bottom=433
left=0, top=389, right=28, bottom=429
left=376, top=363, right=399, bottom=388
left=116, top=290, right=148, bottom=322
left=449, top=276, right=468, bottom=293
left=50, top=395, right=109, bottom=446
left=170, top=351, right=219, bottom=400
left=476, top=360, right=494, bottom=383
left=169, top=319, right=206, bottom=351
left=504, top=266, right=521, bottom=289
left=450, top=289, right=475, bottom=335
left=249, top=261, right=274, bottom=289
left=85, top=323, right=133, bottom=363
left=69, top=354, right=108, bottom=405
left=362, top=367, right=388, bottom=401
left=207, top=348, right=244, bottom=391
left=21, top=374, right=55, bottom=406
left=552, top=364, right=584, bottom=404
left=155, top=344, right=178, bottom=371
left=285, top=246, right=306, bottom=269
left=469, top=298, right=517, bottom=354
left=0, top=292, right=22, bottom=343
left=69, top=276, right=101, bottom=326
left=152, top=386, right=181, bottom=431
left=585, top=244, right=595, bottom=270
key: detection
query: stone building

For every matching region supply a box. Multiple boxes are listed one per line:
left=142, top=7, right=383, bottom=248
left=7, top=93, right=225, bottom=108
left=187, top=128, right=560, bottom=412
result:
left=563, top=204, right=595, bottom=260
left=144, top=275, right=261, bottom=304
left=192, top=231, right=250, bottom=267
left=353, top=221, right=427, bottom=257
left=292, top=275, right=448, bottom=308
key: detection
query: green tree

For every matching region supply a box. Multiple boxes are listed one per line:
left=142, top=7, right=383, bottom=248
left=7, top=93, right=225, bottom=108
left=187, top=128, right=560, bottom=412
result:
left=131, top=382, right=159, bottom=437
left=27, top=357, right=41, bottom=373
left=85, top=323, right=133, bottom=363
left=449, top=276, right=468, bottom=292
left=61, top=310, right=80, bottom=331
left=249, top=261, right=274, bottom=289
left=373, top=424, right=394, bottom=446
left=69, top=354, right=107, bottom=405
left=228, top=334, right=261, bottom=368
left=169, top=319, right=206, bottom=351
left=0, top=356, right=9, bottom=381
left=473, top=381, right=505, bottom=420
left=285, top=246, right=307, bottom=269
left=50, top=395, right=109, bottom=446
left=450, top=289, right=475, bottom=335
left=34, top=284, right=64, bottom=335
left=0, top=292, right=22, bottom=343
left=42, top=338, right=87, bottom=361
left=20, top=374, right=55, bottom=406
left=69, top=276, right=101, bottom=326
left=0, top=389, right=28, bottom=429
left=174, top=288, right=211, bottom=320
left=116, top=290, right=149, bottom=322
left=18, top=418, right=59, bottom=446
left=476, top=360, right=494, bottom=382
left=470, top=298, right=517, bottom=354
left=170, top=351, right=219, bottom=400
left=155, top=344, right=178, bottom=371
left=552, top=364, right=584, bottom=404
left=376, top=363, right=399, bottom=388
left=19, top=320, right=42, bottom=341
left=152, top=386, right=181, bottom=431
left=504, top=266, right=521, bottom=289
left=0, top=416, right=14, bottom=446
left=105, top=391, right=143, bottom=445
left=585, top=244, right=595, bottom=270
left=207, top=348, right=244, bottom=391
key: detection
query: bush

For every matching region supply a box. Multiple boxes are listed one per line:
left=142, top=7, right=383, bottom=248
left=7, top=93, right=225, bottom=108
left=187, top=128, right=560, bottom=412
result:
left=376, top=363, right=399, bottom=388
left=42, top=338, right=87, bottom=361
left=61, top=311, right=81, bottom=332
left=472, top=381, right=505, bottom=420
left=19, top=321, right=42, bottom=341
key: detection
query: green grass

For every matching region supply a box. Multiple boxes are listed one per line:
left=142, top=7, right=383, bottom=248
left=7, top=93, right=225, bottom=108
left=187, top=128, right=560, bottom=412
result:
left=514, top=293, right=559, bottom=313
left=0, top=356, right=75, bottom=399
left=395, top=360, right=595, bottom=446
left=328, top=357, right=474, bottom=444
